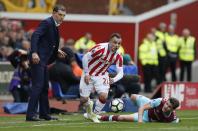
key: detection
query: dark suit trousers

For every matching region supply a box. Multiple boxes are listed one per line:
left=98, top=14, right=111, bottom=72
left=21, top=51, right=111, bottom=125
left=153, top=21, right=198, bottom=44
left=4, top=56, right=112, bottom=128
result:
left=26, top=64, right=50, bottom=118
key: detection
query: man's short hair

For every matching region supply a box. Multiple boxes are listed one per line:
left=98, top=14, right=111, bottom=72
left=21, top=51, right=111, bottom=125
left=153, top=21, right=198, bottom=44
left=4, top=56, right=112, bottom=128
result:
left=110, top=33, right=122, bottom=39
left=61, top=47, right=74, bottom=59
left=53, top=4, right=66, bottom=12
left=169, top=97, right=180, bottom=109
left=60, top=47, right=75, bottom=64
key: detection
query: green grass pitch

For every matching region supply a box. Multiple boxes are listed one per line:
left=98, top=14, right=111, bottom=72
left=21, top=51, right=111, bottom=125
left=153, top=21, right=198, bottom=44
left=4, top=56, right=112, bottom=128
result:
left=0, top=110, right=198, bottom=131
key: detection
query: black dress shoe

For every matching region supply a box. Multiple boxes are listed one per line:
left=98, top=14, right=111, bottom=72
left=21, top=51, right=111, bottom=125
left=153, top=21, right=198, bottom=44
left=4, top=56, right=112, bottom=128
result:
left=39, top=115, right=58, bottom=121
left=26, top=116, right=40, bottom=121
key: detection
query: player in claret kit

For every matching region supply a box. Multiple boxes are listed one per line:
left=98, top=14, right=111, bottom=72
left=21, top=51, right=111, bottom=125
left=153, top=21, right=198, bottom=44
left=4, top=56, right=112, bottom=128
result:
left=80, top=33, right=124, bottom=123
left=99, top=94, right=180, bottom=123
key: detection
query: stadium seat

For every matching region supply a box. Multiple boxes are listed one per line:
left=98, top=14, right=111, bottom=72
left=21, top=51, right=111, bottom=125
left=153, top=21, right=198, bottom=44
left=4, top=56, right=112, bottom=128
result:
left=108, top=65, right=138, bottom=75
left=51, top=82, right=78, bottom=103
left=74, top=53, right=83, bottom=68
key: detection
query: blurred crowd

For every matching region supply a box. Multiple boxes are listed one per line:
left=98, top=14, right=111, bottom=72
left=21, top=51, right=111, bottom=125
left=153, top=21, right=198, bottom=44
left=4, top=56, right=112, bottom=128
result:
left=0, top=18, right=33, bottom=61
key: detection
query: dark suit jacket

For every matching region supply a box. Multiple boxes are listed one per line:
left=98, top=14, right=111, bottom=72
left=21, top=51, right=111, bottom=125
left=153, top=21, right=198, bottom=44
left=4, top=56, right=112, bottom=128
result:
left=30, top=17, right=59, bottom=65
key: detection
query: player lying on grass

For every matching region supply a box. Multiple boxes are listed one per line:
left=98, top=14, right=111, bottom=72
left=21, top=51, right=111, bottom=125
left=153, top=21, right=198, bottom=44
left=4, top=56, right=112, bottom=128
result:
left=99, top=94, right=180, bottom=123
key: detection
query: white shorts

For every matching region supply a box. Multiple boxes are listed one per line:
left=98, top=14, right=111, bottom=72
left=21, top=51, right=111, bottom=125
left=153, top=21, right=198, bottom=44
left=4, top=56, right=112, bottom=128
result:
left=79, top=73, right=110, bottom=97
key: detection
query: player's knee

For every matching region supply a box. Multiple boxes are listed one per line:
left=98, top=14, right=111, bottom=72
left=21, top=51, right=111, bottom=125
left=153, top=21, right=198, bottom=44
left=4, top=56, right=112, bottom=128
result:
left=119, top=115, right=127, bottom=121
left=98, top=95, right=107, bottom=104
left=80, top=96, right=88, bottom=104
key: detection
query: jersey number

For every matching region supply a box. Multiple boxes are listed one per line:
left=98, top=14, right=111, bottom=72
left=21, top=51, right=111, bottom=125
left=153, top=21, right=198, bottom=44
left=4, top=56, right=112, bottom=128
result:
left=103, top=78, right=109, bottom=85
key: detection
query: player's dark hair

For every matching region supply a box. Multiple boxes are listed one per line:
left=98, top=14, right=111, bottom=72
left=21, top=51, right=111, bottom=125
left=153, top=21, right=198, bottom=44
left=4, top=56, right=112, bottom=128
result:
left=53, top=4, right=66, bottom=12
left=169, top=97, right=180, bottom=109
left=110, top=33, right=121, bottom=40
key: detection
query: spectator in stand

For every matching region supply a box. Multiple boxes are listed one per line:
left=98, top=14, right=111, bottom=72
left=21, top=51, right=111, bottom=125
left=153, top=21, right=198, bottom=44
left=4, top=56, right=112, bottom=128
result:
left=49, top=47, right=80, bottom=94
left=108, top=54, right=140, bottom=98
left=0, top=28, right=7, bottom=45
left=63, top=38, right=83, bottom=77
left=21, top=39, right=31, bottom=51
left=123, top=54, right=135, bottom=65
left=0, top=46, right=13, bottom=61
left=179, top=28, right=196, bottom=81
left=74, top=32, right=96, bottom=53
left=65, top=38, right=77, bottom=52
left=0, top=18, right=11, bottom=32
left=8, top=31, right=18, bottom=48
left=26, top=29, right=34, bottom=41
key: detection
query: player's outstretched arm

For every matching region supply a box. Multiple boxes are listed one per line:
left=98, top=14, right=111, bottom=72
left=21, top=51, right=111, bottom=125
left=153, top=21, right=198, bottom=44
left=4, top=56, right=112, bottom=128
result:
left=112, top=66, right=123, bottom=84
left=138, top=103, right=152, bottom=123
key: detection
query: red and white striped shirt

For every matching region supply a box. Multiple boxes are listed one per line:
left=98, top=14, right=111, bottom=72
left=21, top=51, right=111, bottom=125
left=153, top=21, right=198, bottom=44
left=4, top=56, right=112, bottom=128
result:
left=82, top=43, right=123, bottom=82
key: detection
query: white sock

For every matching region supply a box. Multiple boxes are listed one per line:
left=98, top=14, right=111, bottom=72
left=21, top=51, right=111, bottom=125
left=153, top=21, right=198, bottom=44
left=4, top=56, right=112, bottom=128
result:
left=109, top=115, right=113, bottom=121
left=94, top=99, right=105, bottom=114
left=84, top=98, right=90, bottom=106
left=85, top=99, right=93, bottom=114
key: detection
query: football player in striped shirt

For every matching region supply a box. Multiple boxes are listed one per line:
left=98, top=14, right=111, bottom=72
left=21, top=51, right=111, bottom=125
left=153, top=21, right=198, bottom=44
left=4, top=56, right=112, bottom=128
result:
left=80, top=33, right=124, bottom=123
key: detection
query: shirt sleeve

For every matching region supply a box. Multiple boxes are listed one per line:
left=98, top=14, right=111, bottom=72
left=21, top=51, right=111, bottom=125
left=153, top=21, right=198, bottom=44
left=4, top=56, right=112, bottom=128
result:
left=112, top=54, right=123, bottom=83
left=149, top=98, right=162, bottom=108
left=82, top=52, right=92, bottom=75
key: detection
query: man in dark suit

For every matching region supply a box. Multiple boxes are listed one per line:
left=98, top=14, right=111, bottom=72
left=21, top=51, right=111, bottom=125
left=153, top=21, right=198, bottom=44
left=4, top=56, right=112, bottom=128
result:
left=26, top=5, right=66, bottom=121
